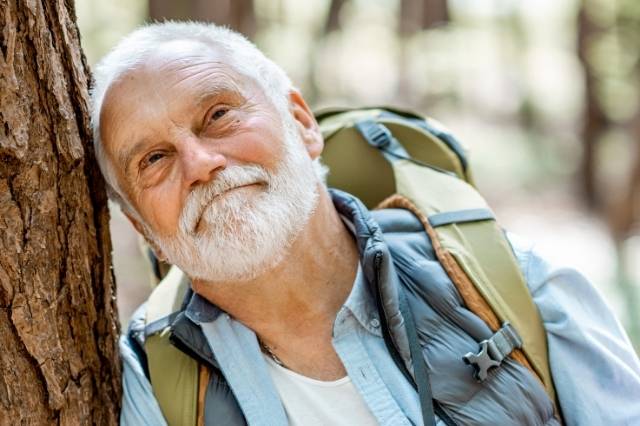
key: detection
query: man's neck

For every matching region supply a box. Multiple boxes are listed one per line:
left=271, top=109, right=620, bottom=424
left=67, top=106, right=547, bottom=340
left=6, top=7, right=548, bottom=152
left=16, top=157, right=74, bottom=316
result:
left=191, top=189, right=360, bottom=343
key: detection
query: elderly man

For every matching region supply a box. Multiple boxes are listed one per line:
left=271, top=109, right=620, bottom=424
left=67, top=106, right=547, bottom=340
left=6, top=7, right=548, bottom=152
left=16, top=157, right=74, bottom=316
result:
left=91, top=22, right=640, bottom=426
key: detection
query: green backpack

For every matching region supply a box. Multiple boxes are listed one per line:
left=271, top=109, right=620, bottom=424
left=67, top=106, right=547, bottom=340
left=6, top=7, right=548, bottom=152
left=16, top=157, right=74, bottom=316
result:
left=142, top=107, right=558, bottom=425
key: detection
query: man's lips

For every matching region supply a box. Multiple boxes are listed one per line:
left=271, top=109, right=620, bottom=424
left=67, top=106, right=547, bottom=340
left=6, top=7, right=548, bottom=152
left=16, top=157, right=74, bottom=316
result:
left=193, top=182, right=264, bottom=234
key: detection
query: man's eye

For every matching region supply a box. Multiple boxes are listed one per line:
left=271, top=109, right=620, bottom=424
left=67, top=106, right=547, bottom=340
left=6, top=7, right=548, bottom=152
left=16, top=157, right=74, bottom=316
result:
left=149, top=152, right=164, bottom=162
left=209, top=108, right=229, bottom=122
left=141, top=152, right=164, bottom=169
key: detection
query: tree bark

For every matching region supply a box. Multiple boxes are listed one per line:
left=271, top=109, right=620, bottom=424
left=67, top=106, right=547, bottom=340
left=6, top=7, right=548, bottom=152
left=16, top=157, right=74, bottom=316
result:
left=0, top=0, right=121, bottom=424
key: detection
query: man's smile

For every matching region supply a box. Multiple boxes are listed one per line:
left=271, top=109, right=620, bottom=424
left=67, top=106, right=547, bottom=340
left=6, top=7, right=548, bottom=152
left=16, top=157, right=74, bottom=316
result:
left=193, top=182, right=265, bottom=234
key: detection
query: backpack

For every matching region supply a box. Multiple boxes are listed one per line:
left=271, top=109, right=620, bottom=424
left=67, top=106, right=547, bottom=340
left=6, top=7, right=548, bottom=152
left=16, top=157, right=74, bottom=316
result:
left=141, top=107, right=558, bottom=425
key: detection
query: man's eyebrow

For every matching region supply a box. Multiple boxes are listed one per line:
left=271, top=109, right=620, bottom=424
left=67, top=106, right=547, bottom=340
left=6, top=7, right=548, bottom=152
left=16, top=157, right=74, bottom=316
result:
left=194, top=81, right=245, bottom=106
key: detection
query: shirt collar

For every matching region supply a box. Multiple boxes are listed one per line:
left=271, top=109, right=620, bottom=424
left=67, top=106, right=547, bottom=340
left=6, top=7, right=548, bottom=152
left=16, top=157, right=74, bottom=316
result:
left=338, top=261, right=381, bottom=336
left=182, top=198, right=380, bottom=334
left=184, top=259, right=379, bottom=335
left=185, top=289, right=221, bottom=324
left=337, top=215, right=380, bottom=335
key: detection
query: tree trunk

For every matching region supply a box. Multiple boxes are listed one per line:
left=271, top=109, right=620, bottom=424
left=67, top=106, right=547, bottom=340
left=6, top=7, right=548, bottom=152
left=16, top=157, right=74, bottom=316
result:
left=149, top=0, right=257, bottom=39
left=324, top=0, right=347, bottom=33
left=577, top=2, right=608, bottom=209
left=400, top=0, right=449, bottom=35
left=0, top=0, right=121, bottom=424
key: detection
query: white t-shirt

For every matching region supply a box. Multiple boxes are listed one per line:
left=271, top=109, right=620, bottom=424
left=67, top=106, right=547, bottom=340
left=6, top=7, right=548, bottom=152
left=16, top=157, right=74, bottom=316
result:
left=263, top=354, right=378, bottom=425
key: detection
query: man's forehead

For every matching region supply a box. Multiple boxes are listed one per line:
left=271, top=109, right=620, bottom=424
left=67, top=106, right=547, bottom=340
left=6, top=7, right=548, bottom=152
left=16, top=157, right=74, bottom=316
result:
left=112, top=39, right=243, bottom=96
left=143, top=39, right=228, bottom=74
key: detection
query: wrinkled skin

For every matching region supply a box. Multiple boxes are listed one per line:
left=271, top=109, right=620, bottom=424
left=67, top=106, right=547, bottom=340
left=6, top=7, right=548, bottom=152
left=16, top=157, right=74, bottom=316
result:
left=99, top=39, right=360, bottom=380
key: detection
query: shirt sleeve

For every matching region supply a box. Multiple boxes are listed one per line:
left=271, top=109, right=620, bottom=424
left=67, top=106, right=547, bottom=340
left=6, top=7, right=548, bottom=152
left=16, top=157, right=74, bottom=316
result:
left=119, top=311, right=168, bottom=426
left=508, top=233, right=640, bottom=426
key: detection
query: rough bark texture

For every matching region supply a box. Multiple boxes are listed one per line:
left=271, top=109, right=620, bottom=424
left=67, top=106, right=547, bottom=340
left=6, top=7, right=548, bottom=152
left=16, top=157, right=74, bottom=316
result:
left=0, top=0, right=121, bottom=424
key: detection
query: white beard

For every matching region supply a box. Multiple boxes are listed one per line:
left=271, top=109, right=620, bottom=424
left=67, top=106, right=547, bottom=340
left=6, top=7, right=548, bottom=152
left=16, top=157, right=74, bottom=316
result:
left=146, top=118, right=322, bottom=282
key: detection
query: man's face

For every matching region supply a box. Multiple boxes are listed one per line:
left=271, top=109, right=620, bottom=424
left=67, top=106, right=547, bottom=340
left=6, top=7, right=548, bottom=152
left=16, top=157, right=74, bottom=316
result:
left=99, top=40, right=321, bottom=281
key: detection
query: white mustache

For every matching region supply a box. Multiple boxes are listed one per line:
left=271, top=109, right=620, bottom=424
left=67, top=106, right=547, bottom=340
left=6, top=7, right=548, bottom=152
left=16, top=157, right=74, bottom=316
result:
left=180, top=165, right=270, bottom=234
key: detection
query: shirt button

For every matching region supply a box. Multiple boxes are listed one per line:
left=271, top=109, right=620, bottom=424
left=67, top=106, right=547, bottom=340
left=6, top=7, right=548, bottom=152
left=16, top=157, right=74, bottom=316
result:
left=370, top=318, right=380, bottom=328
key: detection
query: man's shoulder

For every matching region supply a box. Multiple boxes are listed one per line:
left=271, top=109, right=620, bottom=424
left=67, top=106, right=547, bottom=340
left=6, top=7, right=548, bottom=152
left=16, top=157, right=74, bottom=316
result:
left=504, top=231, right=583, bottom=296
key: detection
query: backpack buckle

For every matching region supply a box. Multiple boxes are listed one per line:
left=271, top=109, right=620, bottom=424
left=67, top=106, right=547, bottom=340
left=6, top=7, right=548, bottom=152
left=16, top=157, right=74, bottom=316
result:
left=463, top=322, right=523, bottom=382
left=356, top=120, right=392, bottom=149
left=463, top=340, right=502, bottom=381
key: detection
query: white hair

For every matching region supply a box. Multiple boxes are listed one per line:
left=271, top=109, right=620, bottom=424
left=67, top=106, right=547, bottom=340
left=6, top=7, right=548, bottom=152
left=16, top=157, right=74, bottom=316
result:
left=90, top=21, right=300, bottom=216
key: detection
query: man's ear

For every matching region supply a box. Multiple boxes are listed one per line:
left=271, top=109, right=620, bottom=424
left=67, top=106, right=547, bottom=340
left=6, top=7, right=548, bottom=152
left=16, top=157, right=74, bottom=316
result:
left=289, top=90, right=324, bottom=159
left=122, top=209, right=167, bottom=262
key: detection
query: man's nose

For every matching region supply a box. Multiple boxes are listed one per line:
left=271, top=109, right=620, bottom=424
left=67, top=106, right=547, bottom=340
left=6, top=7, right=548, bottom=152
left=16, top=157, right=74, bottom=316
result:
left=179, top=137, right=226, bottom=187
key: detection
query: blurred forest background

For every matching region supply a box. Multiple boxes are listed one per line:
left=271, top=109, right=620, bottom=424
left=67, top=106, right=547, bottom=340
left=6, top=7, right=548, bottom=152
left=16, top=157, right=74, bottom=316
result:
left=75, top=0, right=640, bottom=349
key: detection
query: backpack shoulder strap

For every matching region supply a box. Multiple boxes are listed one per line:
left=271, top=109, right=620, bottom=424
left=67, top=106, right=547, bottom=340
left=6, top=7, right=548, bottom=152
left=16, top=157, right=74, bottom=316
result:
left=377, top=159, right=558, bottom=405
left=144, top=266, right=201, bottom=426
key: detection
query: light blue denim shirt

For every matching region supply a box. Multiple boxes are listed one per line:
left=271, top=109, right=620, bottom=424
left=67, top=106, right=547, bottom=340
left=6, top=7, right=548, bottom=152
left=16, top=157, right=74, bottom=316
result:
left=120, top=233, right=640, bottom=425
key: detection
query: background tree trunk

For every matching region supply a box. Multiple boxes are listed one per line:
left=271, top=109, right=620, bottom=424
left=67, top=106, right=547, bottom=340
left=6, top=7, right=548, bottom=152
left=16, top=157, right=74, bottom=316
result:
left=0, top=0, right=121, bottom=424
left=149, top=0, right=256, bottom=39
left=577, top=2, right=607, bottom=210
left=325, top=0, right=347, bottom=33
left=400, top=0, right=449, bottom=35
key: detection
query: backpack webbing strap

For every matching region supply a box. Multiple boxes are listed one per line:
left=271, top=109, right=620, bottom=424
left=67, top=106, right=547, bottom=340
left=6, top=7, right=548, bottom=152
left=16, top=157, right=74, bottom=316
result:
left=428, top=208, right=495, bottom=228
left=397, top=285, right=453, bottom=426
left=398, top=286, right=436, bottom=426
left=355, top=119, right=410, bottom=163
left=355, top=119, right=458, bottom=178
